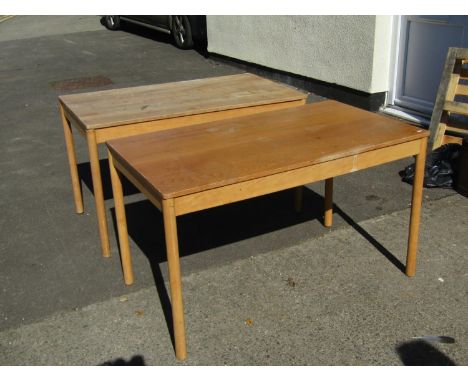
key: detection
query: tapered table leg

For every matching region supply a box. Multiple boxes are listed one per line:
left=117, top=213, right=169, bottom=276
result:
left=87, top=130, right=111, bottom=257
left=108, top=151, right=134, bottom=285
left=405, top=137, right=428, bottom=277
left=60, top=104, right=84, bottom=214
left=162, top=198, right=187, bottom=361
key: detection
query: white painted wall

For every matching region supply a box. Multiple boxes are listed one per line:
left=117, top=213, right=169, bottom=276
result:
left=207, top=16, right=393, bottom=94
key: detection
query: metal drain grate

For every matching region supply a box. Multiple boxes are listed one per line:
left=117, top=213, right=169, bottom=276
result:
left=50, top=75, right=113, bottom=91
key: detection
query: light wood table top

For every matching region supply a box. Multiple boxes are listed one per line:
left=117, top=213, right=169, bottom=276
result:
left=59, top=73, right=307, bottom=130
left=107, top=100, right=428, bottom=199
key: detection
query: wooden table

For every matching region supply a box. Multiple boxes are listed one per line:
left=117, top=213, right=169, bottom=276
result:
left=106, top=100, right=428, bottom=360
left=58, top=73, right=307, bottom=257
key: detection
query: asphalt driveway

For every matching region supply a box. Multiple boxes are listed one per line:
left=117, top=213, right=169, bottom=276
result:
left=0, top=15, right=244, bottom=330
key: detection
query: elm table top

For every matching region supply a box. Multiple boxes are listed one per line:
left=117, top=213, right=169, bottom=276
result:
left=58, top=73, right=308, bottom=130
left=107, top=100, right=428, bottom=200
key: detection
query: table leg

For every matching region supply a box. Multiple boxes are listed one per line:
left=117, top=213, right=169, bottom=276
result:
left=162, top=198, right=187, bottom=361
left=87, top=130, right=111, bottom=257
left=405, top=137, right=428, bottom=277
left=294, top=186, right=303, bottom=212
left=324, top=178, right=334, bottom=227
left=108, top=151, right=134, bottom=285
left=60, top=104, right=84, bottom=214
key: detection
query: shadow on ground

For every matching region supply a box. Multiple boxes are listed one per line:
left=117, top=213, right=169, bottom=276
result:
left=78, top=159, right=139, bottom=200
left=80, top=159, right=406, bottom=276
left=77, top=155, right=410, bottom=349
left=100, top=355, right=146, bottom=366
left=102, top=174, right=409, bottom=350
left=396, top=340, right=456, bottom=366
left=334, top=205, right=406, bottom=274
left=109, top=187, right=329, bottom=350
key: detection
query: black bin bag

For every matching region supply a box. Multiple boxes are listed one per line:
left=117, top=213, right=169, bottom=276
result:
left=401, top=144, right=461, bottom=188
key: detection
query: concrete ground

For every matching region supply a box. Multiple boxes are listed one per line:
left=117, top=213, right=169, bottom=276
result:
left=0, top=16, right=466, bottom=365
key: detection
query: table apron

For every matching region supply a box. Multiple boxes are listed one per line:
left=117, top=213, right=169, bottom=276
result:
left=173, top=138, right=423, bottom=216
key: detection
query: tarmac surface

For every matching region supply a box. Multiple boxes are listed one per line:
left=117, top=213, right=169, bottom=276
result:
left=1, top=194, right=466, bottom=365
left=0, top=16, right=466, bottom=365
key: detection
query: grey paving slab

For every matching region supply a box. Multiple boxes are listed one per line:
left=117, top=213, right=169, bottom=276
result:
left=0, top=16, right=104, bottom=42
left=0, top=194, right=466, bottom=365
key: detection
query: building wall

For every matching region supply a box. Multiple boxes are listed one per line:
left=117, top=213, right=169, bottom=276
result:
left=207, top=15, right=393, bottom=94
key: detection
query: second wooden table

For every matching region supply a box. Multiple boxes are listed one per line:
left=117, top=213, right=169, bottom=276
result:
left=58, top=73, right=307, bottom=257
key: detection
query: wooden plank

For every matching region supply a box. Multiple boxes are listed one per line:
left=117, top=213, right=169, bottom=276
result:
left=444, top=100, right=468, bottom=115
left=95, top=99, right=305, bottom=144
left=450, top=48, right=468, bottom=78
left=106, top=100, right=428, bottom=200
left=433, top=121, right=449, bottom=148
left=59, top=73, right=308, bottom=130
left=451, top=47, right=468, bottom=59
left=456, top=84, right=468, bottom=96
left=461, top=67, right=468, bottom=80
left=442, top=135, right=463, bottom=145
left=173, top=139, right=423, bottom=216
left=445, top=126, right=468, bottom=135
left=445, top=73, right=461, bottom=102
left=429, top=47, right=462, bottom=149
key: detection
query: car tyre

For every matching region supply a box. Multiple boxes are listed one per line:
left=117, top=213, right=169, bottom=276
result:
left=171, top=16, right=193, bottom=49
left=104, top=16, right=121, bottom=31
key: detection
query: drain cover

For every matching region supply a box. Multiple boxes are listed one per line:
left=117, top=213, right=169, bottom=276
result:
left=50, top=75, right=113, bottom=91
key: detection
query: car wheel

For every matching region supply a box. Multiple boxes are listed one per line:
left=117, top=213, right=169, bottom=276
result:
left=104, top=16, right=121, bottom=31
left=171, top=16, right=193, bottom=49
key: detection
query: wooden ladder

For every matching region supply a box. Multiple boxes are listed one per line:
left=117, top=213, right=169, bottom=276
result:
left=428, top=47, right=468, bottom=150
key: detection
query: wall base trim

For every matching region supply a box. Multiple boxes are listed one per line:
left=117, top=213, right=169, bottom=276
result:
left=209, top=53, right=387, bottom=112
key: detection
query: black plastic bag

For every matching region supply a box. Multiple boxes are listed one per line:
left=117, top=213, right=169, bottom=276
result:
left=401, top=143, right=461, bottom=188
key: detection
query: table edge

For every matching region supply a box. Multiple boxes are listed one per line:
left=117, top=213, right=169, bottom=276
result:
left=108, top=133, right=428, bottom=201
left=62, top=96, right=308, bottom=131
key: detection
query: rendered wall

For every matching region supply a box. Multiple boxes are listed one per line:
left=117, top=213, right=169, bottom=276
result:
left=207, top=16, right=393, bottom=94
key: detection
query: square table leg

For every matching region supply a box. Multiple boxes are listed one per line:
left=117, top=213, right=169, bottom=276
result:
left=60, top=104, right=84, bottom=214
left=294, top=186, right=303, bottom=212
left=162, top=198, right=187, bottom=361
left=405, top=137, right=428, bottom=277
left=109, top=151, right=187, bottom=360
left=324, top=178, right=334, bottom=228
left=108, top=151, right=134, bottom=285
left=87, top=130, right=111, bottom=257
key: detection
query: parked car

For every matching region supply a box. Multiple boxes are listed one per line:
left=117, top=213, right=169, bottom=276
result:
left=103, top=15, right=206, bottom=49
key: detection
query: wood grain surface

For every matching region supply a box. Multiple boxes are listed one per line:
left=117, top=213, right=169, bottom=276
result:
left=107, top=100, right=428, bottom=199
left=58, top=73, right=307, bottom=130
